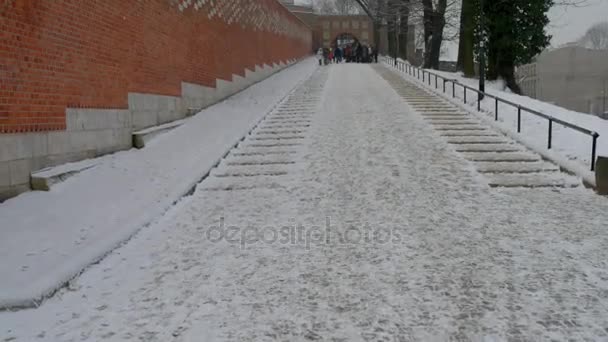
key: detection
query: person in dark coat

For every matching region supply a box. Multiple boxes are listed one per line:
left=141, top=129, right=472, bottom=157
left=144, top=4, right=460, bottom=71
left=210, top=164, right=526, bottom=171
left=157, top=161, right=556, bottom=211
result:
left=361, top=45, right=369, bottom=63
left=372, top=46, right=379, bottom=63
left=356, top=44, right=363, bottom=63
left=345, top=45, right=352, bottom=62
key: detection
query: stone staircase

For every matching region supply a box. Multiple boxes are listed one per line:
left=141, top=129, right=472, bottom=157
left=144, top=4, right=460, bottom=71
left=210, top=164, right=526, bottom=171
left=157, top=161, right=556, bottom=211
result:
left=376, top=67, right=582, bottom=189
left=198, top=69, right=327, bottom=191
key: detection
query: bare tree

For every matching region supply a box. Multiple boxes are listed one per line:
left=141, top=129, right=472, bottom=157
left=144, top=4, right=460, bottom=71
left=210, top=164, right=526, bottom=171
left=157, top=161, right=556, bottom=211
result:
left=313, top=0, right=363, bottom=14
left=580, top=22, right=608, bottom=50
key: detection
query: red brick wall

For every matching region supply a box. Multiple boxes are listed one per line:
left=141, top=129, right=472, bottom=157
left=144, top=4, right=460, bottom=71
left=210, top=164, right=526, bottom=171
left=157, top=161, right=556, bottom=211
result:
left=0, top=0, right=312, bottom=133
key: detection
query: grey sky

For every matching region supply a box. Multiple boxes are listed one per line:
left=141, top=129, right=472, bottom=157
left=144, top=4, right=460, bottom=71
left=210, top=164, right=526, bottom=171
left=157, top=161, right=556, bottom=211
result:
left=548, top=0, right=608, bottom=46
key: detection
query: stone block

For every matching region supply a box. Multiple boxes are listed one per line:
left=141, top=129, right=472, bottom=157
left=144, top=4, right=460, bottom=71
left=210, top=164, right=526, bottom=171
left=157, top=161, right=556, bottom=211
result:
left=94, top=129, right=118, bottom=152
left=596, top=156, right=608, bottom=195
left=47, top=131, right=71, bottom=155
left=0, top=134, right=33, bottom=162
left=0, top=161, right=10, bottom=187
left=67, top=109, right=132, bottom=131
left=69, top=130, right=98, bottom=153
left=129, top=93, right=160, bottom=111
left=30, top=156, right=50, bottom=174
left=116, top=110, right=132, bottom=128
left=131, top=110, right=159, bottom=130
left=31, top=133, right=48, bottom=158
left=9, top=159, right=32, bottom=186
left=216, top=78, right=235, bottom=101
left=0, top=184, right=29, bottom=202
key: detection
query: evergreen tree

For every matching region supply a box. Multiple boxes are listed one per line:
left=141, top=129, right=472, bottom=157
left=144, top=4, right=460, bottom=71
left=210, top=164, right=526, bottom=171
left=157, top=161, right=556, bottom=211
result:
left=484, top=0, right=553, bottom=93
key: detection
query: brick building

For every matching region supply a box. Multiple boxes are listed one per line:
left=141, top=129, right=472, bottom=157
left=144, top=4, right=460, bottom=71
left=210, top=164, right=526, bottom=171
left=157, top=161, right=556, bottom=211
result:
left=0, top=0, right=312, bottom=200
left=280, top=1, right=375, bottom=52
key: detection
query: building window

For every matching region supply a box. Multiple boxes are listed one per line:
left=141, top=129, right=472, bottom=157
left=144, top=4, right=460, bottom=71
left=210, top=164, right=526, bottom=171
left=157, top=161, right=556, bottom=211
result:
left=333, top=21, right=340, bottom=29
left=322, top=21, right=329, bottom=29
left=362, top=21, right=368, bottom=29
left=362, top=31, right=369, bottom=40
left=323, top=31, right=330, bottom=40
left=342, top=21, right=349, bottom=29
left=352, top=21, right=359, bottom=29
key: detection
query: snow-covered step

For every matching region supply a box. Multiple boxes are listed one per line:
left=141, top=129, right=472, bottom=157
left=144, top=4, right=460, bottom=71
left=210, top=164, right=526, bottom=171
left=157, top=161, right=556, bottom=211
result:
left=441, top=131, right=499, bottom=137
left=30, top=158, right=99, bottom=191
left=271, top=113, right=313, bottom=117
left=225, top=159, right=296, bottom=166
left=427, top=121, right=480, bottom=127
left=424, top=116, right=474, bottom=121
left=434, top=125, right=487, bottom=131
left=211, top=165, right=291, bottom=178
left=249, top=135, right=306, bottom=141
left=258, top=124, right=311, bottom=129
left=408, top=100, right=452, bottom=103
left=264, top=117, right=312, bottom=121
left=429, top=120, right=480, bottom=125
left=406, top=100, right=445, bottom=104
left=417, top=110, right=466, bottom=114
left=411, top=105, right=455, bottom=109
left=255, top=129, right=307, bottom=135
left=446, top=136, right=508, bottom=144
left=199, top=175, right=289, bottom=191
left=453, top=143, right=522, bottom=153
left=461, top=151, right=540, bottom=162
left=485, top=172, right=581, bottom=188
left=475, top=161, right=560, bottom=174
left=225, top=158, right=295, bottom=167
left=231, top=149, right=298, bottom=157
left=263, top=119, right=312, bottom=124
left=420, top=113, right=470, bottom=117
left=279, top=107, right=313, bottom=111
left=241, top=141, right=303, bottom=148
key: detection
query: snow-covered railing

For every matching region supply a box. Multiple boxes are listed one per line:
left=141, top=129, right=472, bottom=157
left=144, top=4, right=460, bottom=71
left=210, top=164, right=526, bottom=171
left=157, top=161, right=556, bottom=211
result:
left=383, top=56, right=601, bottom=171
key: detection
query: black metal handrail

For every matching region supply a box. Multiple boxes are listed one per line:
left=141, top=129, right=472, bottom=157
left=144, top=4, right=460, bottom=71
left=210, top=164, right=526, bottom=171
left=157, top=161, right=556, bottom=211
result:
left=384, top=56, right=600, bottom=171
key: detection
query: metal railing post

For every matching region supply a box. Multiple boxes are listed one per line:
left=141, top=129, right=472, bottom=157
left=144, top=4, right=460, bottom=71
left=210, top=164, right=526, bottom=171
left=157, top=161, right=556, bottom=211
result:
left=464, top=88, right=467, bottom=104
left=517, top=107, right=522, bottom=133
left=443, top=80, right=446, bottom=93
left=477, top=94, right=481, bottom=111
left=592, top=133, right=599, bottom=171
left=452, top=82, right=455, bottom=98
left=495, top=98, right=499, bottom=121
left=435, top=75, right=438, bottom=89
left=548, top=119, right=553, bottom=149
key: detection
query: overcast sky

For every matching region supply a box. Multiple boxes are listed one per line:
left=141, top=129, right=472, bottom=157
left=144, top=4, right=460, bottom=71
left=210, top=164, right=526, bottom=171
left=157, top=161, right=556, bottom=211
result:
left=295, top=0, right=608, bottom=50
left=548, top=0, right=608, bottom=46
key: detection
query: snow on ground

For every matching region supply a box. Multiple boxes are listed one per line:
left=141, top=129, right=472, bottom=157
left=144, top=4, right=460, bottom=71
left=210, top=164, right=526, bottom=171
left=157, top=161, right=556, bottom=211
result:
left=0, top=58, right=318, bottom=309
left=386, top=58, right=608, bottom=171
left=3, top=63, right=608, bottom=341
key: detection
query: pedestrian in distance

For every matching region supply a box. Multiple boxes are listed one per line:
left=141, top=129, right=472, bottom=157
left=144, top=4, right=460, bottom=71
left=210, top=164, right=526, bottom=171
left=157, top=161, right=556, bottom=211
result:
left=317, top=48, right=324, bottom=66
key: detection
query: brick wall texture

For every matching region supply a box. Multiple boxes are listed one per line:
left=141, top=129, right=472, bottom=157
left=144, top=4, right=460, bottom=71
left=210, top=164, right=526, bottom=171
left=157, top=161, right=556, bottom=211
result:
left=0, top=0, right=312, bottom=133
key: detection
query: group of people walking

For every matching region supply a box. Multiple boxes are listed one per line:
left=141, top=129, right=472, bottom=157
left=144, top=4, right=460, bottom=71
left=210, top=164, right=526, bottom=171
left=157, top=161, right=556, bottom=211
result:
left=317, top=43, right=378, bottom=66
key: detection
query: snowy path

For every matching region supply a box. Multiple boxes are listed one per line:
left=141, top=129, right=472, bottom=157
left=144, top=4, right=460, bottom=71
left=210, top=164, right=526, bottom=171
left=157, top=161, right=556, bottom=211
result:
left=4, top=64, right=608, bottom=341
